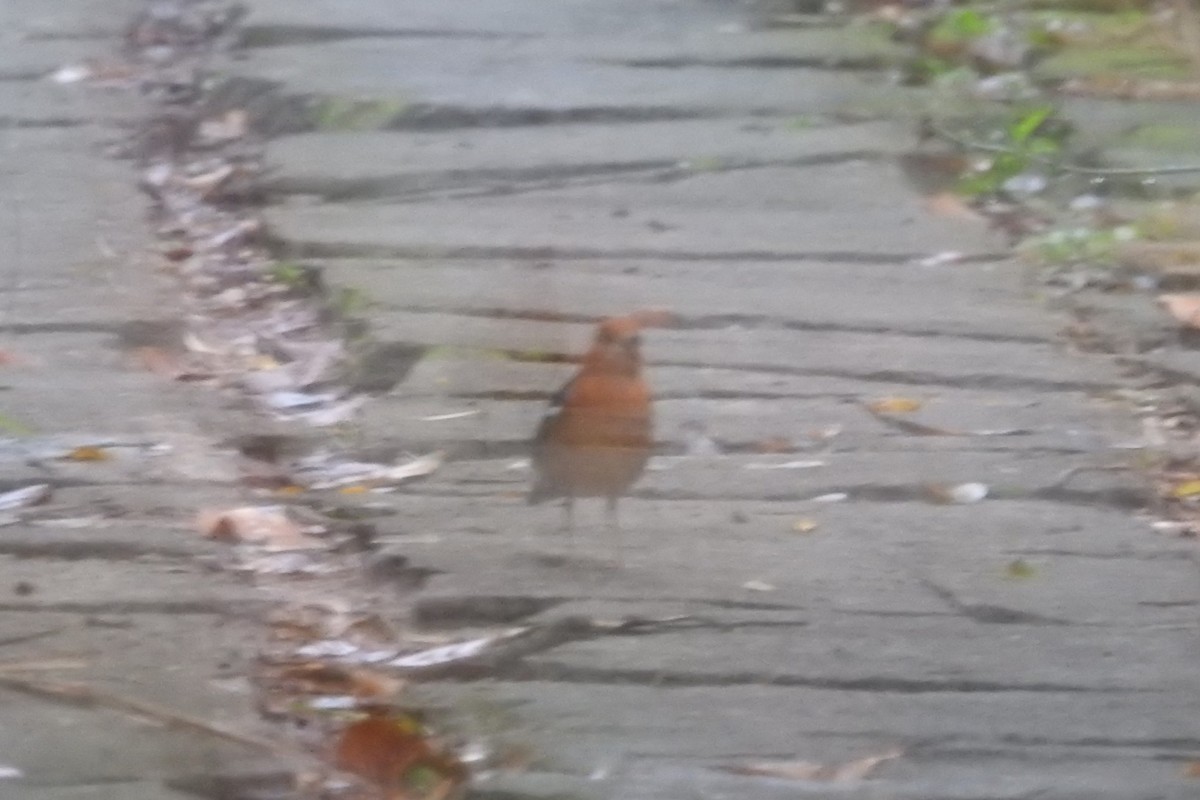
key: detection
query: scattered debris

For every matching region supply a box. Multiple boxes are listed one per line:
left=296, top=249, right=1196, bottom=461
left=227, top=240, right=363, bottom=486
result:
left=1158, top=294, right=1200, bottom=330
left=925, top=482, right=989, bottom=504
left=744, top=460, right=824, bottom=470
left=292, top=451, right=443, bottom=490
left=791, top=519, right=819, bottom=534
left=866, top=397, right=922, bottom=414
left=197, top=506, right=325, bottom=550
left=720, top=747, right=902, bottom=782
left=0, top=484, right=52, bottom=512
left=334, top=709, right=467, bottom=798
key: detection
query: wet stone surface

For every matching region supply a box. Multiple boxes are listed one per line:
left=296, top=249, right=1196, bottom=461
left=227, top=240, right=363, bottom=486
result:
left=210, top=0, right=1200, bottom=798
left=2, top=0, right=1197, bottom=798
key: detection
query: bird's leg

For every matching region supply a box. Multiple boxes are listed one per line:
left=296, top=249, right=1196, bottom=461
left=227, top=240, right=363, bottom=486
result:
left=560, top=496, right=575, bottom=534
left=606, top=495, right=625, bottom=568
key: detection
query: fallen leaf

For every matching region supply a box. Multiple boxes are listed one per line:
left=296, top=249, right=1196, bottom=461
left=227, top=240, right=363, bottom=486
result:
left=0, top=484, right=52, bottom=511
left=339, top=485, right=370, bottom=495
left=722, top=747, right=901, bottom=782
left=924, top=192, right=981, bottom=220
left=867, top=397, right=922, bottom=414
left=1167, top=478, right=1200, bottom=499
left=63, top=446, right=110, bottom=462
left=1004, top=558, right=1037, bottom=580
left=132, top=346, right=184, bottom=378
left=197, top=109, right=248, bottom=144
left=335, top=710, right=466, bottom=792
left=754, top=436, right=796, bottom=454
left=271, top=662, right=405, bottom=701
left=197, top=506, right=324, bottom=550
left=420, top=410, right=480, bottom=422
left=792, top=519, right=819, bottom=534
left=925, top=482, right=988, bottom=504
left=743, top=459, right=824, bottom=470
left=1183, top=760, right=1200, bottom=778
left=1158, top=294, right=1200, bottom=329
left=49, top=63, right=92, bottom=83
left=0, top=349, right=22, bottom=366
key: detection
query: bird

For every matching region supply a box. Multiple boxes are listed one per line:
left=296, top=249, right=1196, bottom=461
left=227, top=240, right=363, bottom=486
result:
left=528, top=315, right=653, bottom=531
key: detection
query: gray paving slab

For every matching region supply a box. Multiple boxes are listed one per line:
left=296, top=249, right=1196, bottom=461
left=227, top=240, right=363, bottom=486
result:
left=266, top=162, right=999, bottom=259
left=141, top=0, right=1200, bottom=797
left=0, top=9, right=286, bottom=798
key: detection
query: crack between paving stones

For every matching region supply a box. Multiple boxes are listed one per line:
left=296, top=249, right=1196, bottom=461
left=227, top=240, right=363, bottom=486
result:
left=271, top=150, right=884, bottom=203
left=368, top=305, right=1049, bottom=345
left=478, top=662, right=1150, bottom=694
left=263, top=236, right=1008, bottom=266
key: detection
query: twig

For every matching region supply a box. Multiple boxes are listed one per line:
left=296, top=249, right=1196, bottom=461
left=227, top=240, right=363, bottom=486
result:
left=1046, top=464, right=1134, bottom=491
left=0, top=674, right=289, bottom=756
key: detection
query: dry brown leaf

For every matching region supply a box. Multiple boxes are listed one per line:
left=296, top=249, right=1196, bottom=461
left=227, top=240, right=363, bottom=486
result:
left=925, top=482, right=988, bottom=504
left=722, top=748, right=901, bottom=782
left=754, top=436, right=796, bottom=454
left=132, top=346, right=185, bottom=378
left=63, top=446, right=110, bottom=462
left=197, top=506, right=324, bottom=550
left=334, top=711, right=466, bottom=792
left=1158, top=294, right=1200, bottom=329
left=923, top=191, right=981, bottom=220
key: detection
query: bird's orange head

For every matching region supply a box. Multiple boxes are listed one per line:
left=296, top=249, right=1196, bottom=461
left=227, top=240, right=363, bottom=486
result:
left=584, top=315, right=644, bottom=376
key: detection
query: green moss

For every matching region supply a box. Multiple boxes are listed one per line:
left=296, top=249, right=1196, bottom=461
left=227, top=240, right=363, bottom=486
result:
left=312, top=95, right=410, bottom=131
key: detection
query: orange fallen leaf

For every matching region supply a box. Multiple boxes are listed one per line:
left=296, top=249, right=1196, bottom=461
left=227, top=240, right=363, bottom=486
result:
left=0, top=349, right=21, bottom=366
left=196, top=506, right=324, bottom=550
left=867, top=397, right=922, bottom=414
left=754, top=436, right=796, bottom=454
left=1158, top=294, right=1200, bottom=329
left=64, top=446, right=109, bottom=462
left=923, top=191, right=981, bottom=220
left=334, top=710, right=466, bottom=795
left=1183, top=759, right=1200, bottom=778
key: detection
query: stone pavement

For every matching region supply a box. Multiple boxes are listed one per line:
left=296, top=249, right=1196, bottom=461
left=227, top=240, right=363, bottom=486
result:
left=0, top=2, right=283, bottom=797
left=206, top=1, right=1198, bottom=798
left=1, top=1, right=1197, bottom=800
